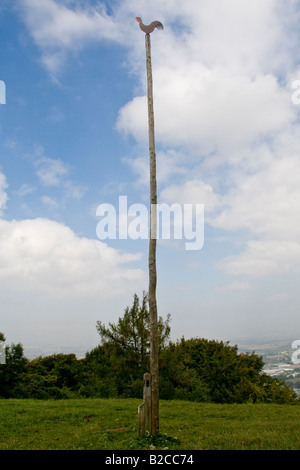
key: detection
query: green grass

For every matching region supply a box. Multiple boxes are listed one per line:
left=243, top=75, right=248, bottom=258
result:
left=0, top=398, right=299, bottom=450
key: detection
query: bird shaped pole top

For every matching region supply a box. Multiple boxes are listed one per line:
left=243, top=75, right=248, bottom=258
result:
left=135, top=17, right=164, bottom=34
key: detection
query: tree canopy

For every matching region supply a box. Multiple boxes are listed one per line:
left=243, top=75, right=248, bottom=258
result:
left=96, top=291, right=171, bottom=368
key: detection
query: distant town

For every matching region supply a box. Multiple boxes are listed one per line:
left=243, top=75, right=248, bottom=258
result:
left=238, top=341, right=300, bottom=397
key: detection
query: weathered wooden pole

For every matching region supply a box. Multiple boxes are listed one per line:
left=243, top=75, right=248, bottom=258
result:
left=138, top=372, right=152, bottom=436
left=145, top=31, right=159, bottom=435
left=136, top=17, right=163, bottom=436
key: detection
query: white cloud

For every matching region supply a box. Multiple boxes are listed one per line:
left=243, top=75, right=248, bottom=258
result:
left=19, top=0, right=123, bottom=73
left=35, top=156, right=69, bottom=187
left=33, top=152, right=86, bottom=200
left=218, top=240, right=300, bottom=277
left=41, top=195, right=58, bottom=208
left=212, top=150, right=300, bottom=240
left=118, top=64, right=295, bottom=160
left=122, top=149, right=187, bottom=188
left=161, top=179, right=220, bottom=214
left=0, top=217, right=145, bottom=298
left=20, top=0, right=122, bottom=46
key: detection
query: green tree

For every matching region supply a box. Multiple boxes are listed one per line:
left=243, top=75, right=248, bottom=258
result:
left=257, top=373, right=298, bottom=404
left=0, top=332, right=28, bottom=398
left=20, top=353, right=85, bottom=399
left=86, top=293, right=171, bottom=398
left=96, top=292, right=171, bottom=370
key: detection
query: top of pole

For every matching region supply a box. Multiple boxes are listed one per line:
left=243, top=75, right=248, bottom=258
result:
left=135, top=17, right=164, bottom=34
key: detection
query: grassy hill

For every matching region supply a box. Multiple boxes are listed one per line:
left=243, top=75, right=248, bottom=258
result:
left=0, top=398, right=299, bottom=450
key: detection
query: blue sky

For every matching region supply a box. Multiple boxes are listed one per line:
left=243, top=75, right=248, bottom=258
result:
left=1, top=0, right=300, bottom=356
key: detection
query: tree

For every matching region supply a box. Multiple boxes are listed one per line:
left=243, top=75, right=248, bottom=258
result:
left=96, top=292, right=171, bottom=371
left=19, top=353, right=84, bottom=399
left=0, top=332, right=28, bottom=398
left=94, top=292, right=170, bottom=399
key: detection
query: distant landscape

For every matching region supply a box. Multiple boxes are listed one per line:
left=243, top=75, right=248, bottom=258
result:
left=238, top=340, right=300, bottom=396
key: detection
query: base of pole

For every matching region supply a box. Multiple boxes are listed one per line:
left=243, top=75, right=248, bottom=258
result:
left=138, top=372, right=152, bottom=436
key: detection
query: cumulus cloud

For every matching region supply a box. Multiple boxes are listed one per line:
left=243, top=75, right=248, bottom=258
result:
left=118, top=69, right=294, bottom=158
left=0, top=217, right=145, bottom=297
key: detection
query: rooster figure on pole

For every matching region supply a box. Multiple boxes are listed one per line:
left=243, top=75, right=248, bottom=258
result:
left=135, top=17, right=164, bottom=33
left=136, top=16, right=163, bottom=436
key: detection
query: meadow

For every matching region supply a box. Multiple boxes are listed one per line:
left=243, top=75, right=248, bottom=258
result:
left=0, top=398, right=299, bottom=450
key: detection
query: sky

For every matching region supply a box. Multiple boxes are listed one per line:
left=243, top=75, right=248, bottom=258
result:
left=1, top=0, right=300, bottom=357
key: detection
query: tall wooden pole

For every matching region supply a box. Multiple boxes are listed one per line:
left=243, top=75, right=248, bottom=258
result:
left=145, top=32, right=159, bottom=435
